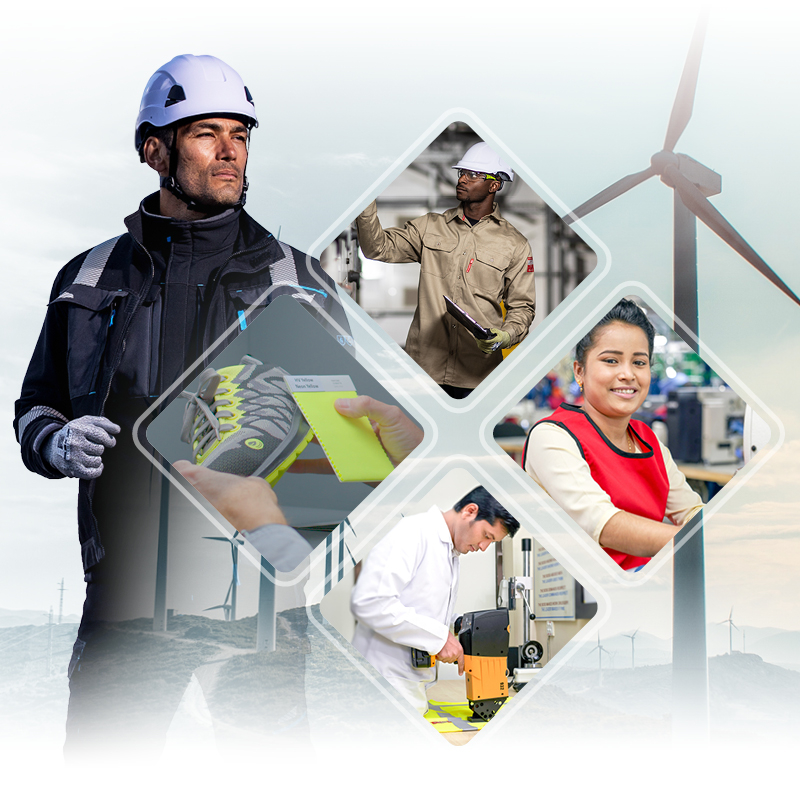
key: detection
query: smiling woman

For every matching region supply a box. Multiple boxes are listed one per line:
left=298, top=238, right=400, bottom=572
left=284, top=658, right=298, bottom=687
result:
left=523, top=299, right=704, bottom=571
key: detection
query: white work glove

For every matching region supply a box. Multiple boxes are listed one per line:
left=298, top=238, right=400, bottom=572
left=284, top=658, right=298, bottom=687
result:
left=43, top=415, right=120, bottom=479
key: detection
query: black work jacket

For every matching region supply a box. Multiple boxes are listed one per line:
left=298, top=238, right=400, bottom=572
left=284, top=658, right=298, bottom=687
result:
left=14, top=202, right=352, bottom=573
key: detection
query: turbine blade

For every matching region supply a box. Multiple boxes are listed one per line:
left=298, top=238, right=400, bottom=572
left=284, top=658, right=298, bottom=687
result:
left=665, top=165, right=800, bottom=306
left=664, top=10, right=709, bottom=152
left=562, top=166, right=657, bottom=223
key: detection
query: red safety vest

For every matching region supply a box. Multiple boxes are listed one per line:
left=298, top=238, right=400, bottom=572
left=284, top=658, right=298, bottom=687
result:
left=527, top=404, right=669, bottom=570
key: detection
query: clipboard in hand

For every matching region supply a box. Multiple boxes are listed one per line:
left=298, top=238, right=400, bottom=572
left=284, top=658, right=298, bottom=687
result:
left=444, top=295, right=492, bottom=340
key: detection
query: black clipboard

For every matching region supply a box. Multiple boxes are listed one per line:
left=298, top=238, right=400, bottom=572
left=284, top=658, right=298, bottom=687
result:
left=444, top=295, right=492, bottom=340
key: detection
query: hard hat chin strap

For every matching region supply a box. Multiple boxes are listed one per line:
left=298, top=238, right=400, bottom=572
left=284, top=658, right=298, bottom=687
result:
left=160, top=123, right=248, bottom=214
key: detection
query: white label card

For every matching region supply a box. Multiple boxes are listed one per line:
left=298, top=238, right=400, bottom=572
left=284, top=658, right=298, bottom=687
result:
left=284, top=375, right=356, bottom=393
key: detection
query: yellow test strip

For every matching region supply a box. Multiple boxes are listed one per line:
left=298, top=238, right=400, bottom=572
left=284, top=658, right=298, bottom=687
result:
left=284, top=375, right=394, bottom=483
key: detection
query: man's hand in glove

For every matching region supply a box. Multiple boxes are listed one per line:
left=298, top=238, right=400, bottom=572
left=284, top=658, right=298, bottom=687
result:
left=43, top=416, right=121, bottom=479
left=475, top=328, right=511, bottom=354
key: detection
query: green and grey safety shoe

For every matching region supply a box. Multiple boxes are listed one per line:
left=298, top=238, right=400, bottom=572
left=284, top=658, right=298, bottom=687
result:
left=180, top=356, right=312, bottom=486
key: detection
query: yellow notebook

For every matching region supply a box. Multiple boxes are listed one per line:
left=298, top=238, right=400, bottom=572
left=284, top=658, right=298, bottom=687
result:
left=284, top=375, right=394, bottom=483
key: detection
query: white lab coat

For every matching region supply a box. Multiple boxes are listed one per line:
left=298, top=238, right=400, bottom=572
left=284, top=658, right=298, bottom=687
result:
left=351, top=506, right=460, bottom=693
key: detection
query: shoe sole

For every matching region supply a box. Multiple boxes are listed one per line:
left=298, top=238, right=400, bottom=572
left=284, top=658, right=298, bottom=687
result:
left=263, top=424, right=315, bottom=487
left=250, top=404, right=314, bottom=487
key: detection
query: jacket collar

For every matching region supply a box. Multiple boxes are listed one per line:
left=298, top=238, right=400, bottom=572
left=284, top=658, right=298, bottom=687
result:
left=125, top=192, right=239, bottom=240
left=125, top=193, right=280, bottom=274
left=444, top=202, right=503, bottom=225
left=429, top=505, right=460, bottom=557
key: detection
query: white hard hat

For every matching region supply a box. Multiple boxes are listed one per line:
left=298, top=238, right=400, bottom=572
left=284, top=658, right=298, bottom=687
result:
left=452, top=142, right=514, bottom=182
left=135, top=54, right=258, bottom=211
left=135, top=54, right=258, bottom=154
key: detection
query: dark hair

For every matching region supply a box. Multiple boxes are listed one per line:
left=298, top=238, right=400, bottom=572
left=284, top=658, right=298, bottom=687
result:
left=453, top=486, right=519, bottom=537
left=138, top=123, right=174, bottom=162
left=575, top=298, right=655, bottom=366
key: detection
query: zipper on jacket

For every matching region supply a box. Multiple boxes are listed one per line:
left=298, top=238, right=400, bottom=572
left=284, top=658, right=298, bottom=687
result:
left=198, top=237, right=273, bottom=352
left=86, top=236, right=155, bottom=568
left=100, top=237, right=155, bottom=410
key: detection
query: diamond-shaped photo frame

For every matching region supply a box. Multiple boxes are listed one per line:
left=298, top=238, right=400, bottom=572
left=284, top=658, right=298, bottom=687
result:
left=493, top=292, right=779, bottom=582
left=145, top=294, right=424, bottom=587
left=314, top=468, right=601, bottom=745
left=316, top=122, right=598, bottom=401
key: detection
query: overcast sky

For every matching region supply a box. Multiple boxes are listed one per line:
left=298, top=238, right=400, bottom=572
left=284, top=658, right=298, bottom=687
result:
left=1, top=0, right=799, bottom=648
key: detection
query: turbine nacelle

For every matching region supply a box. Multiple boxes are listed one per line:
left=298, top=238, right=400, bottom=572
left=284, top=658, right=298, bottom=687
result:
left=657, top=152, right=721, bottom=197
left=650, top=149, right=680, bottom=174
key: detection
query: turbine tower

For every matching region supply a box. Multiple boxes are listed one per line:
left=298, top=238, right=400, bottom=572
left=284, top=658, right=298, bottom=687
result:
left=562, top=11, right=800, bottom=734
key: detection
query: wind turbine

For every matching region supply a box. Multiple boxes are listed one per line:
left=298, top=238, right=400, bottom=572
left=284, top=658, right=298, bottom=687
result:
left=717, top=607, right=739, bottom=655
left=562, top=11, right=800, bottom=731
left=562, top=11, right=800, bottom=313
left=623, top=628, right=640, bottom=669
left=589, top=633, right=611, bottom=685
left=203, top=533, right=243, bottom=622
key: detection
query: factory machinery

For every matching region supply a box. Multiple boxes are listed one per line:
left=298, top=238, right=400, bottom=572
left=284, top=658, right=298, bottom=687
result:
left=413, top=537, right=544, bottom=722
left=497, top=538, right=544, bottom=690
left=459, top=537, right=544, bottom=720
left=412, top=608, right=514, bottom=722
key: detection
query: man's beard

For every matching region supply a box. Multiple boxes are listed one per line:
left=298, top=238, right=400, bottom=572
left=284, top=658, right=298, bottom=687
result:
left=177, top=169, right=243, bottom=210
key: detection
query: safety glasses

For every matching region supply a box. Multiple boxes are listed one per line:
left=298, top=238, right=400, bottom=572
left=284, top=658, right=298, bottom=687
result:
left=457, top=169, right=498, bottom=181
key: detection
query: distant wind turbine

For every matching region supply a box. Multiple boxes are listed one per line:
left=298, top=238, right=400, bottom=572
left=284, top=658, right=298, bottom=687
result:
left=717, top=607, right=739, bottom=655
left=623, top=628, right=640, bottom=669
left=203, top=533, right=243, bottom=622
left=590, top=634, right=611, bottom=684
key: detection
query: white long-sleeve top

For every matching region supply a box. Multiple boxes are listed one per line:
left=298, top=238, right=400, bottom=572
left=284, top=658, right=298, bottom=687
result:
left=525, top=422, right=704, bottom=543
left=351, top=506, right=460, bottom=683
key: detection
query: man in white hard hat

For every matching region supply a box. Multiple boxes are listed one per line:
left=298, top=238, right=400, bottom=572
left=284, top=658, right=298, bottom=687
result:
left=356, top=141, right=536, bottom=399
left=350, top=486, right=519, bottom=713
left=13, top=54, right=353, bottom=753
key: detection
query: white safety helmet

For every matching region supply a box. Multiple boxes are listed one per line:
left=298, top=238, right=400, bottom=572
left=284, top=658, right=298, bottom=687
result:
left=135, top=55, right=258, bottom=210
left=452, top=142, right=514, bottom=182
left=135, top=54, right=258, bottom=154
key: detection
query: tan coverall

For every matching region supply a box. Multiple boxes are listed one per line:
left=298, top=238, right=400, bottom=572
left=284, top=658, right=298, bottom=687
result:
left=357, top=200, right=535, bottom=389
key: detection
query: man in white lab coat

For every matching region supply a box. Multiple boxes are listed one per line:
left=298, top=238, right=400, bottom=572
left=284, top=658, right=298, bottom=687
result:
left=350, top=487, right=519, bottom=714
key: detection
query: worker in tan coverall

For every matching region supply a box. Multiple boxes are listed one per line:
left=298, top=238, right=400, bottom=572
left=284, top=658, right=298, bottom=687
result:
left=356, top=142, right=536, bottom=399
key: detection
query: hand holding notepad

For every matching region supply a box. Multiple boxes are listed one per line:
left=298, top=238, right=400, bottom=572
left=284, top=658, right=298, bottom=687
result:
left=283, top=375, right=395, bottom=483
